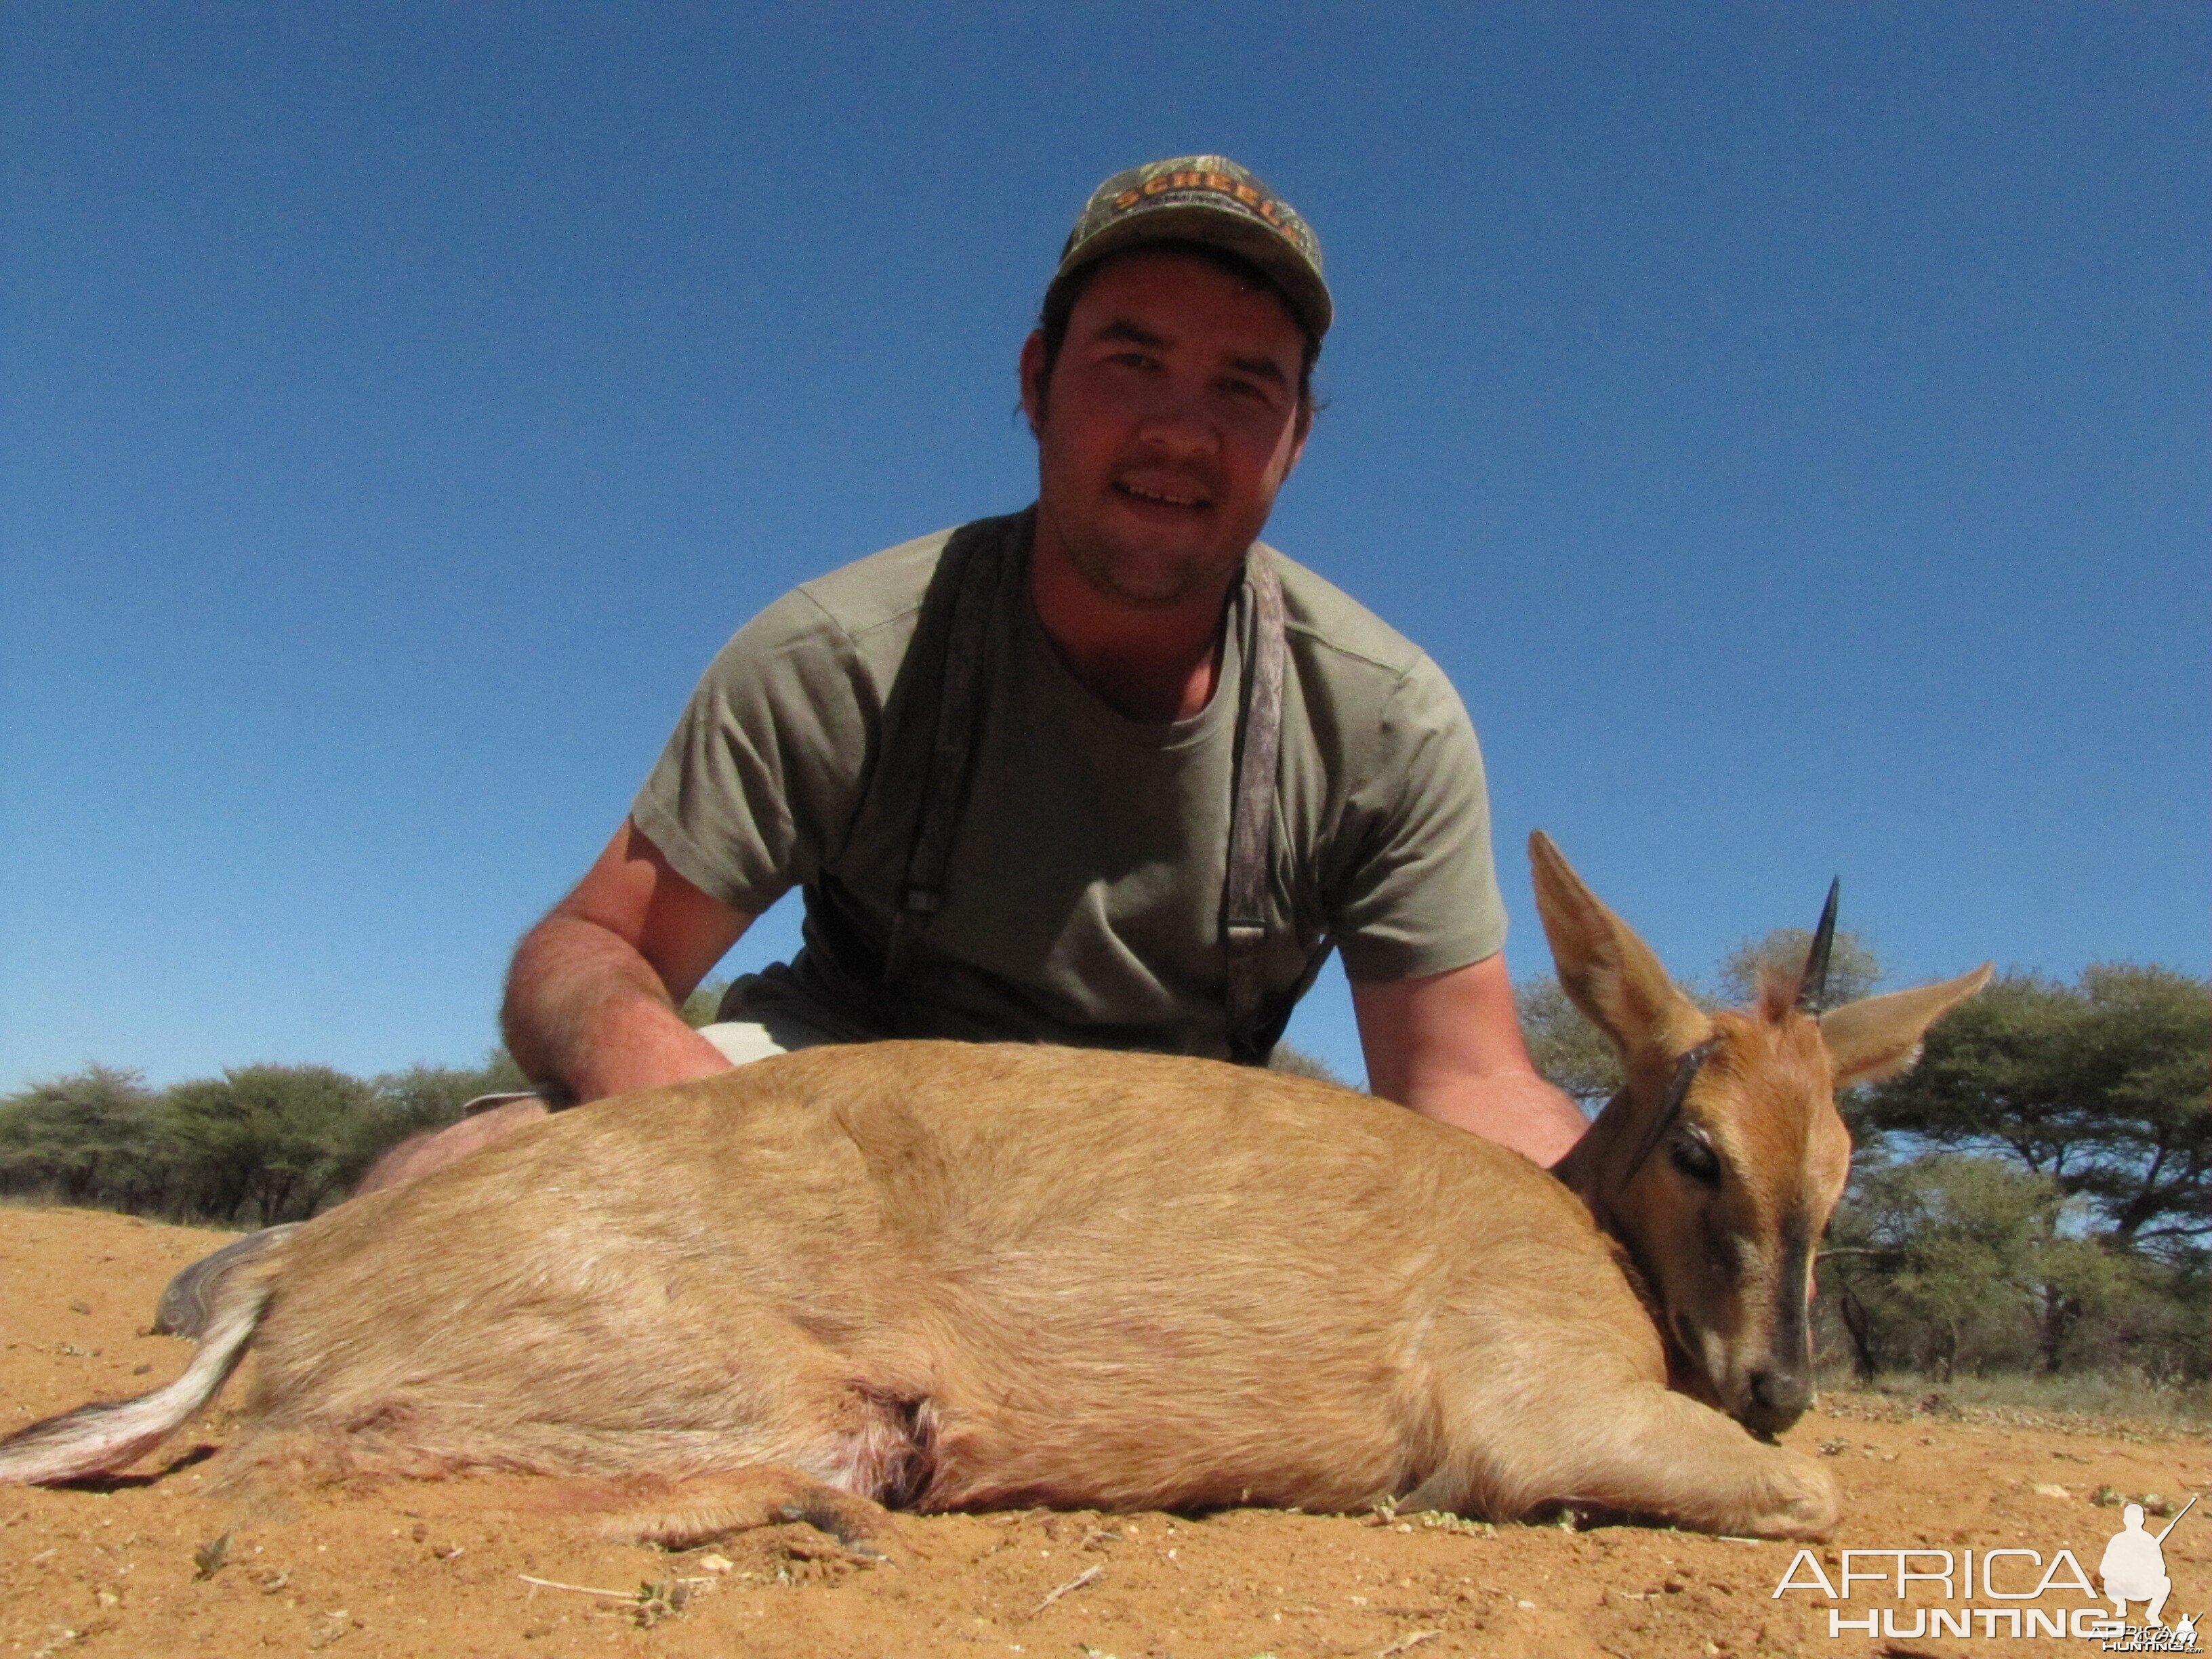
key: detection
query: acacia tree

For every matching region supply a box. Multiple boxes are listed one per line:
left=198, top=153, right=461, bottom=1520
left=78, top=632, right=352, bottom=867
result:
left=1819, top=1153, right=2137, bottom=1378
left=1818, top=964, right=2209, bottom=1379
left=0, top=1052, right=538, bottom=1224
left=1860, top=965, right=2211, bottom=1258
left=161, top=1065, right=375, bottom=1225
left=0, top=1065, right=167, bottom=1210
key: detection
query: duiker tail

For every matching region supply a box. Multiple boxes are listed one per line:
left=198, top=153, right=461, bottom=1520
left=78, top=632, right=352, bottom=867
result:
left=0, top=1269, right=271, bottom=1484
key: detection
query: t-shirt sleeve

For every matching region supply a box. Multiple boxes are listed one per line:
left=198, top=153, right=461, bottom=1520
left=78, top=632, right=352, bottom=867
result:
left=1327, top=655, right=1508, bottom=982
left=630, top=588, right=874, bottom=915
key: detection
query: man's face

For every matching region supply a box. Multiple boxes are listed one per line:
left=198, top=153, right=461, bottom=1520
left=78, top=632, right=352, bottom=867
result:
left=1021, top=250, right=1310, bottom=611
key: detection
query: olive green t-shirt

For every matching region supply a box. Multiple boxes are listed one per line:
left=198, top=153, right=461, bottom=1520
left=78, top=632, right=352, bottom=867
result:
left=632, top=511, right=1507, bottom=1061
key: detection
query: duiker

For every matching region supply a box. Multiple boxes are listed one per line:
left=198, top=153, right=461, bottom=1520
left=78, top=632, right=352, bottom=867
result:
left=1536, top=835, right=1986, bottom=1434
left=0, top=836, right=1986, bottom=1543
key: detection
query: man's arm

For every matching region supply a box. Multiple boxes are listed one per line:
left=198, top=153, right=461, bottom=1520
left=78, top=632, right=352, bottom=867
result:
left=502, top=818, right=754, bottom=1104
left=1351, top=951, right=1587, bottom=1167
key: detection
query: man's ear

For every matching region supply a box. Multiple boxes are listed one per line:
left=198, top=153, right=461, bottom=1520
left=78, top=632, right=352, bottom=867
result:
left=1018, top=329, right=1048, bottom=436
left=1284, top=407, right=1311, bottom=474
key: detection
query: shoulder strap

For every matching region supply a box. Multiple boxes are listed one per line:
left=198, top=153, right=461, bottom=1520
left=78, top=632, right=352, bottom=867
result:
left=1223, top=548, right=1287, bottom=1063
left=882, top=516, right=1013, bottom=987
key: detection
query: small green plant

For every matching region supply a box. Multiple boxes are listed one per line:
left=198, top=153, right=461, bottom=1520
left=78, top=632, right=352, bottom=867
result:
left=190, top=1532, right=231, bottom=1580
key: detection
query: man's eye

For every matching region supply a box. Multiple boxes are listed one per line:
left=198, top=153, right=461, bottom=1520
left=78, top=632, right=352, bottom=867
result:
left=1669, top=1132, right=1721, bottom=1185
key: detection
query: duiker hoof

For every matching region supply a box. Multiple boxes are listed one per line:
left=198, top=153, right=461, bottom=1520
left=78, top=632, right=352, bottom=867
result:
left=562, top=1469, right=901, bottom=1557
left=1745, top=1457, right=1841, bottom=1540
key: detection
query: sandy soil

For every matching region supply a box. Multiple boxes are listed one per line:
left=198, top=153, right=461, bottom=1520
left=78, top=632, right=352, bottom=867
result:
left=2, top=1205, right=2207, bottom=1659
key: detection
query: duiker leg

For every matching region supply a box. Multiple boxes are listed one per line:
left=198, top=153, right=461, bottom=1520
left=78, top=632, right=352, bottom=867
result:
left=1556, top=1385, right=1835, bottom=1537
left=543, top=1466, right=901, bottom=1553
left=1424, top=1374, right=1838, bottom=1538
left=241, top=1229, right=937, bottom=1495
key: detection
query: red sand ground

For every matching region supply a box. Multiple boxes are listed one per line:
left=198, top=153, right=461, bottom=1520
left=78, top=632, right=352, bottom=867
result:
left=3, top=1205, right=2207, bottom=1658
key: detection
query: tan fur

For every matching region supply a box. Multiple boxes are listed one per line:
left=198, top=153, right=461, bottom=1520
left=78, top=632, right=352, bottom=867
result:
left=0, top=837, right=1992, bottom=1543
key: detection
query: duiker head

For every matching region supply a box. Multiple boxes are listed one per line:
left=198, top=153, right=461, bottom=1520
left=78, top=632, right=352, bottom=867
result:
left=1532, top=832, right=1990, bottom=1435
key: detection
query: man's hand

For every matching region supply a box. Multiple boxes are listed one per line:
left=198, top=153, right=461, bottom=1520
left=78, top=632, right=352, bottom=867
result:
left=502, top=819, right=755, bottom=1104
left=352, top=1096, right=551, bottom=1195
left=1352, top=952, right=1588, bottom=1168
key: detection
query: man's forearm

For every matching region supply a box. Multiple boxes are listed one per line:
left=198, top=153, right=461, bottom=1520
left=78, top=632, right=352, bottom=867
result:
left=1353, top=955, right=1591, bottom=1169
left=501, top=913, right=732, bottom=1104
left=1405, top=1067, right=1589, bottom=1168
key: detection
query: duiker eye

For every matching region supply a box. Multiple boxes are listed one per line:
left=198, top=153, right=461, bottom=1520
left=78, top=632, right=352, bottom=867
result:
left=1669, top=1130, right=1721, bottom=1186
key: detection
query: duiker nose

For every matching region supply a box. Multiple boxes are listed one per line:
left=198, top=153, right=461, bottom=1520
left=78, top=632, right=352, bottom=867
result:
left=1745, top=1368, right=1811, bottom=1429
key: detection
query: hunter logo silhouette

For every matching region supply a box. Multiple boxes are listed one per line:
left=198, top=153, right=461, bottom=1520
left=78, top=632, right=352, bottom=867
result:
left=2102, top=1496, right=2195, bottom=1630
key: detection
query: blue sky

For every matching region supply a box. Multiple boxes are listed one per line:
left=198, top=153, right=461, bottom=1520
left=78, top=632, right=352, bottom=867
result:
left=3, top=3, right=2205, bottom=1093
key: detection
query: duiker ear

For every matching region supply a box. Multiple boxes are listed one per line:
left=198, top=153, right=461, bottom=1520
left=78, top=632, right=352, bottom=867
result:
left=1529, top=832, right=1711, bottom=1067
left=1818, top=964, right=1994, bottom=1085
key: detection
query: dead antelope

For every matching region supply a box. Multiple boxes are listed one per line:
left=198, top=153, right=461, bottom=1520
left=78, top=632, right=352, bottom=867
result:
left=0, top=834, right=1987, bottom=1544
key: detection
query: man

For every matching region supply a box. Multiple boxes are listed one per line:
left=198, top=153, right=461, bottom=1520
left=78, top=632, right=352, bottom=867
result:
left=157, top=157, right=1584, bottom=1331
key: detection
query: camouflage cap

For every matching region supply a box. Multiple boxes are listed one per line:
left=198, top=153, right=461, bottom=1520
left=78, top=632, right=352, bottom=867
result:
left=1047, top=155, right=1331, bottom=339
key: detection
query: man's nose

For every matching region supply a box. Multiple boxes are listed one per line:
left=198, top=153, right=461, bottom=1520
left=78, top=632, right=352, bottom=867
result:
left=1132, top=376, right=1218, bottom=454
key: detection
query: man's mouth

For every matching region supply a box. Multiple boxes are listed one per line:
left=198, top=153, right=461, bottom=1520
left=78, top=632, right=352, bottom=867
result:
left=1112, top=479, right=1210, bottom=512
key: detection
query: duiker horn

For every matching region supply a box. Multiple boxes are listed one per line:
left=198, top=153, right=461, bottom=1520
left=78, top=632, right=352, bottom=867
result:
left=1795, top=879, right=1840, bottom=1013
